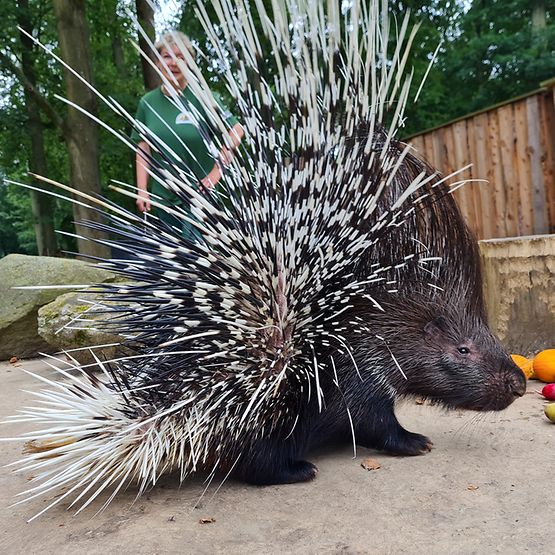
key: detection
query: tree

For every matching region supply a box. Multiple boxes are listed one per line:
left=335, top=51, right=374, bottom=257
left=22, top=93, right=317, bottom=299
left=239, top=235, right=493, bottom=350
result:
left=136, top=0, right=160, bottom=90
left=52, top=0, right=110, bottom=259
left=0, top=1, right=59, bottom=255
left=1, top=0, right=147, bottom=258
left=429, top=0, right=555, bottom=126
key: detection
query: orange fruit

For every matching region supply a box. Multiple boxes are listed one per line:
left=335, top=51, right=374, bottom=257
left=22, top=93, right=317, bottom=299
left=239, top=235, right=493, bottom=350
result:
left=511, top=354, right=535, bottom=379
left=533, top=349, right=555, bottom=383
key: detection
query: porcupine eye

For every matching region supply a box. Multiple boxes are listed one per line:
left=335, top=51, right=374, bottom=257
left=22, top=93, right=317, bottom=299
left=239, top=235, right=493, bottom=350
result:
left=457, top=347, right=470, bottom=355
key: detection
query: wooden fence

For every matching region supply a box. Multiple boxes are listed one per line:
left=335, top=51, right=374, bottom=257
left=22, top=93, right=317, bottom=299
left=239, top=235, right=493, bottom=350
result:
left=407, top=81, right=555, bottom=240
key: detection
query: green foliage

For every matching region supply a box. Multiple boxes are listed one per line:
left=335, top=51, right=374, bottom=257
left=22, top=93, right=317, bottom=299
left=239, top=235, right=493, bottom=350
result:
left=0, top=0, right=71, bottom=254
left=88, top=0, right=144, bottom=208
left=0, top=0, right=142, bottom=256
left=404, top=0, right=555, bottom=134
left=1, top=0, right=554, bottom=258
left=387, top=1, right=466, bottom=134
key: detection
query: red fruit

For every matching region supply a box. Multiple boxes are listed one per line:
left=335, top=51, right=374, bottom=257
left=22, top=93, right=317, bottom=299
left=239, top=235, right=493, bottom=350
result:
left=541, top=384, right=555, bottom=401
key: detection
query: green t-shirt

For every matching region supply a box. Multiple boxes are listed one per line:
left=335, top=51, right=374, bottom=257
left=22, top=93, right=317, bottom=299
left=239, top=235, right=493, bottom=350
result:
left=131, top=86, right=238, bottom=197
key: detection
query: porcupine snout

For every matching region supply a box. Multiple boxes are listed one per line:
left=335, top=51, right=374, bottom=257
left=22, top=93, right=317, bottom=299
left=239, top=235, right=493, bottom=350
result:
left=460, top=347, right=526, bottom=411
left=487, top=356, right=526, bottom=409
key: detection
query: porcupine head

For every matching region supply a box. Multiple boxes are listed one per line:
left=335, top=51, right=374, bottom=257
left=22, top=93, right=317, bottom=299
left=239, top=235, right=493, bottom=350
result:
left=320, top=249, right=527, bottom=462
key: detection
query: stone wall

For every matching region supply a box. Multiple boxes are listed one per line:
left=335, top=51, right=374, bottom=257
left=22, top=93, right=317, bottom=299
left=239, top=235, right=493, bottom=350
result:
left=480, top=234, right=555, bottom=355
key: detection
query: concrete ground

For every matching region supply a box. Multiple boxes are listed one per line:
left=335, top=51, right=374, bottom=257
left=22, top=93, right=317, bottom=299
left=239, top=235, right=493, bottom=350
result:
left=0, top=358, right=553, bottom=555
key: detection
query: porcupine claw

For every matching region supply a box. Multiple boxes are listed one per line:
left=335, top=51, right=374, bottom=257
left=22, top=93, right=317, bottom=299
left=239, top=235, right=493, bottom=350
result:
left=245, top=460, right=318, bottom=486
left=383, top=432, right=434, bottom=456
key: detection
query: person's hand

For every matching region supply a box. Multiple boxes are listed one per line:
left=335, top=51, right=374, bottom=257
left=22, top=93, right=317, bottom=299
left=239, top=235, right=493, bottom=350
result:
left=219, top=147, right=234, bottom=166
left=136, top=189, right=151, bottom=212
left=201, top=163, right=222, bottom=192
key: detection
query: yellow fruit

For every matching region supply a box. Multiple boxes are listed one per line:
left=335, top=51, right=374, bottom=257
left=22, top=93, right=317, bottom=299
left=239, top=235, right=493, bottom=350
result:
left=511, top=354, right=535, bottom=380
left=544, top=403, right=555, bottom=423
left=533, top=349, right=555, bottom=383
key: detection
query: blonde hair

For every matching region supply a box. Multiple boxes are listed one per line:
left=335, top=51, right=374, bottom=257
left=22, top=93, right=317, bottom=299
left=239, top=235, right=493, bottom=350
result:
left=154, top=31, right=195, bottom=58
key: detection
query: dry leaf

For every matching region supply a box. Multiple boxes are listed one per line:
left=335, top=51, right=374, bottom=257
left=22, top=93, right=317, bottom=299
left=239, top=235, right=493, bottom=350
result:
left=199, top=517, right=216, bottom=524
left=415, top=397, right=425, bottom=405
left=9, top=356, right=18, bottom=364
left=361, top=458, right=381, bottom=471
left=467, top=484, right=479, bottom=491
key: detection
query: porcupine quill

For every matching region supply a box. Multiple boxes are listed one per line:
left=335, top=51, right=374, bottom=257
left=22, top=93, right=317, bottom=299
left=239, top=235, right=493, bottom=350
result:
left=2, top=0, right=521, bottom=522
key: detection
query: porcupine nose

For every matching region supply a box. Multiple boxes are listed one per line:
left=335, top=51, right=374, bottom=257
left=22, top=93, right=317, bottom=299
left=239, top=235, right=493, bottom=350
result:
left=510, top=370, right=526, bottom=398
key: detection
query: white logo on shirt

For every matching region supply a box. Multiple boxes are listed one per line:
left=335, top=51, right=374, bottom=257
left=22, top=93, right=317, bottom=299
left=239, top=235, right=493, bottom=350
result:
left=175, top=112, right=198, bottom=126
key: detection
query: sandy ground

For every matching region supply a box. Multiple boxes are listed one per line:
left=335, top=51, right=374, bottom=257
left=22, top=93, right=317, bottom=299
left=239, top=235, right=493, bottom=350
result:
left=0, top=357, right=553, bottom=555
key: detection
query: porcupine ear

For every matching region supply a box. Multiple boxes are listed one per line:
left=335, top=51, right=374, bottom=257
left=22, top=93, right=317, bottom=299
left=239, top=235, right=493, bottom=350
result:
left=423, top=317, right=449, bottom=338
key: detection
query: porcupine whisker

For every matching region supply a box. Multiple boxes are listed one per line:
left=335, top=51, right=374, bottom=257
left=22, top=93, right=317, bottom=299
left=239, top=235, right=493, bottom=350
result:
left=375, top=336, right=408, bottom=381
left=452, top=412, right=486, bottom=441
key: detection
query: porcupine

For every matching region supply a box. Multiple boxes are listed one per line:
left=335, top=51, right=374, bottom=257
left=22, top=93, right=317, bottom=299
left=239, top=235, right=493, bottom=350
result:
left=4, top=0, right=525, bottom=517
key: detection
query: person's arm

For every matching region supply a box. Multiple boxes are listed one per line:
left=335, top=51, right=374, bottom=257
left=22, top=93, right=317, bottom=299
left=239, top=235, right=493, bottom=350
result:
left=202, top=123, right=245, bottom=191
left=219, top=123, right=244, bottom=165
left=136, top=141, right=151, bottom=212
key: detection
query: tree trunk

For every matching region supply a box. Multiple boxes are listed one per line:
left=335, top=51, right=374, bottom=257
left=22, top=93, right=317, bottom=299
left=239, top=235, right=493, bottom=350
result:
left=52, top=0, right=110, bottom=259
left=111, top=32, right=126, bottom=75
left=17, top=0, right=59, bottom=256
left=532, top=1, right=547, bottom=30
left=135, top=0, right=160, bottom=90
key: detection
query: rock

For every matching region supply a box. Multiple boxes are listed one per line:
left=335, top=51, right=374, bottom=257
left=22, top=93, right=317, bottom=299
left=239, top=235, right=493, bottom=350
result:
left=37, top=292, right=129, bottom=366
left=480, top=234, right=555, bottom=355
left=0, top=254, right=117, bottom=360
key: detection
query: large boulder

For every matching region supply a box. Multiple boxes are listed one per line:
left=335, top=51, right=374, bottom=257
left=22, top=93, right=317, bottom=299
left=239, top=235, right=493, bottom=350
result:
left=37, top=291, right=129, bottom=365
left=0, top=254, right=117, bottom=360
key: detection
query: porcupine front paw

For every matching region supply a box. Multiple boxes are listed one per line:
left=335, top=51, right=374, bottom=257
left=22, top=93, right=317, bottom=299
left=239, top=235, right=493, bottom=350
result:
left=244, top=460, right=318, bottom=485
left=383, top=430, right=433, bottom=456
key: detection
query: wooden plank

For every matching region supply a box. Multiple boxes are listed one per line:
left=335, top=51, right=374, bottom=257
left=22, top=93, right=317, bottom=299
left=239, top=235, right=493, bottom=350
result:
left=407, top=85, right=555, bottom=239
left=526, top=95, right=549, bottom=234
left=431, top=127, right=444, bottom=172
left=451, top=119, right=476, bottom=233
left=409, top=135, right=425, bottom=159
left=497, top=103, right=518, bottom=237
left=423, top=132, right=436, bottom=168
left=472, top=112, right=494, bottom=238
left=538, top=90, right=555, bottom=234
left=514, top=100, right=533, bottom=235
left=442, top=124, right=456, bottom=177
left=465, top=117, right=484, bottom=238
left=486, top=110, right=507, bottom=238
left=442, top=124, right=461, bottom=209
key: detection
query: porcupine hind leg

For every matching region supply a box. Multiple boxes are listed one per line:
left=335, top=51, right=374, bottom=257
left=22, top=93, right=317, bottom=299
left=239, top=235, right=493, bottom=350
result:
left=355, top=396, right=433, bottom=456
left=240, top=437, right=318, bottom=485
